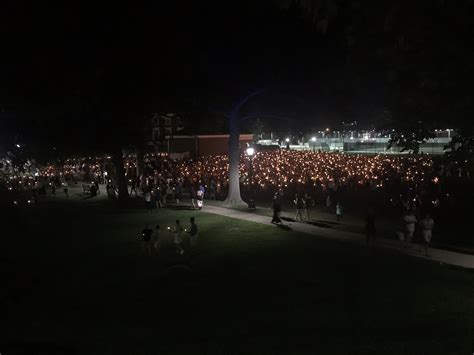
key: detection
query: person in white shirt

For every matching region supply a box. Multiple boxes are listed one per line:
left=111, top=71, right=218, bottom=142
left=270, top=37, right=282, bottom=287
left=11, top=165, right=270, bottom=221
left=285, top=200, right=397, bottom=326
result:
left=336, top=202, right=343, bottom=221
left=419, top=213, right=435, bottom=257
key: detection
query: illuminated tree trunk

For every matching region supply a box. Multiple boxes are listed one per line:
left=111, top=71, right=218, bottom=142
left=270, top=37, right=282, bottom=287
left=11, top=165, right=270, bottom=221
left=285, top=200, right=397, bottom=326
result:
left=224, top=90, right=263, bottom=206
left=225, top=112, right=245, bottom=206
left=112, top=148, right=130, bottom=202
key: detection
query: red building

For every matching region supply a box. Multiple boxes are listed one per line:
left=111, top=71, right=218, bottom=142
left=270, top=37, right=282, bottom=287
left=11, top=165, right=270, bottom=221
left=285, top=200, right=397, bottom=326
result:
left=160, top=134, right=254, bottom=157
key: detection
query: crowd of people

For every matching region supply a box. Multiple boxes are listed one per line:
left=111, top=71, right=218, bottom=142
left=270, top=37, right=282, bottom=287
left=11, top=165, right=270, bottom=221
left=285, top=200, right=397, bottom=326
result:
left=1, top=149, right=468, bottom=255
left=1, top=150, right=443, bottom=214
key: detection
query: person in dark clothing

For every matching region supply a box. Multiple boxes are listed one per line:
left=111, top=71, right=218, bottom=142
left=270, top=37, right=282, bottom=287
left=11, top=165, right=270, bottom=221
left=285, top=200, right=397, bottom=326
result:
left=294, top=194, right=304, bottom=221
left=187, top=217, right=199, bottom=247
left=94, top=180, right=100, bottom=195
left=141, top=224, right=153, bottom=256
left=63, top=182, right=69, bottom=198
left=90, top=183, right=97, bottom=196
left=271, top=195, right=282, bottom=224
left=130, top=179, right=138, bottom=197
left=304, top=193, right=312, bottom=220
left=189, top=185, right=197, bottom=210
left=365, top=208, right=376, bottom=245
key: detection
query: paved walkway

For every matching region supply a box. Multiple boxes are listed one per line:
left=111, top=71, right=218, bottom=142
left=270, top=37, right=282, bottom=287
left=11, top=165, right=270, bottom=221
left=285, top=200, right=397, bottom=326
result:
left=204, top=205, right=474, bottom=269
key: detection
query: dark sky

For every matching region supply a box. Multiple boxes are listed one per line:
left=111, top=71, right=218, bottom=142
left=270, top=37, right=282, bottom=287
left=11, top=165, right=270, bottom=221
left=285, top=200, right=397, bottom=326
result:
left=1, top=0, right=388, bottom=149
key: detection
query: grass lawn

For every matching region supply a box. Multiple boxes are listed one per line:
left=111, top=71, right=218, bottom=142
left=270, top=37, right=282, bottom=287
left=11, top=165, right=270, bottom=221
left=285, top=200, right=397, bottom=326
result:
left=2, top=188, right=474, bottom=354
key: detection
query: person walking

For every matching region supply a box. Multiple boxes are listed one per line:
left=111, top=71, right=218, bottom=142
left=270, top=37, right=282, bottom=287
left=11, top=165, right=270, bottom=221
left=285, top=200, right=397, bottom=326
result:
left=271, top=195, right=282, bottom=224
left=196, top=185, right=205, bottom=210
left=419, top=213, right=434, bottom=257
left=304, top=193, right=312, bottom=220
left=187, top=217, right=199, bottom=247
left=94, top=180, right=100, bottom=195
left=294, top=194, right=304, bottom=221
left=172, top=219, right=185, bottom=255
left=130, top=178, right=138, bottom=197
left=365, top=208, right=376, bottom=245
left=63, top=181, right=69, bottom=198
left=336, top=202, right=343, bottom=221
left=396, top=213, right=407, bottom=249
left=189, top=185, right=197, bottom=210
left=141, top=224, right=153, bottom=256
left=403, top=209, right=417, bottom=244
left=144, top=190, right=152, bottom=211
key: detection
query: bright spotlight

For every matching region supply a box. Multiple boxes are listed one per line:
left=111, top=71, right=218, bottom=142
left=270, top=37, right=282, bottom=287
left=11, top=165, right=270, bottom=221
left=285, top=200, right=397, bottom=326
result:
left=246, top=147, right=255, bottom=156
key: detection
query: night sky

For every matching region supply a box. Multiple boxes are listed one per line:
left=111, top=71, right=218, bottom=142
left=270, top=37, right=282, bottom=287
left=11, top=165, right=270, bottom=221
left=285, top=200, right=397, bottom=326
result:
left=1, top=1, right=473, bottom=154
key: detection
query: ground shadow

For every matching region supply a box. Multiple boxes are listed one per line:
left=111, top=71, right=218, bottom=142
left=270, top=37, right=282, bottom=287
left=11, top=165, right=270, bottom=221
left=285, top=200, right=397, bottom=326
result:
left=281, top=216, right=333, bottom=229
left=306, top=220, right=333, bottom=229
left=275, top=223, right=292, bottom=231
left=166, top=205, right=197, bottom=211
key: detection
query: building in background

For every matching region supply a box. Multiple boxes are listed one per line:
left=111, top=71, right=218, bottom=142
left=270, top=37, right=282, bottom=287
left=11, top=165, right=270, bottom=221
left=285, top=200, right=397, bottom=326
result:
left=159, top=134, right=254, bottom=158
left=150, top=113, right=184, bottom=142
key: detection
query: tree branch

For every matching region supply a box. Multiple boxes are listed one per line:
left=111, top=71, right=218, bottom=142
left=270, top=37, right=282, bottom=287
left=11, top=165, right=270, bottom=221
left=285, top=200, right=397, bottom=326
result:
left=231, top=89, right=265, bottom=114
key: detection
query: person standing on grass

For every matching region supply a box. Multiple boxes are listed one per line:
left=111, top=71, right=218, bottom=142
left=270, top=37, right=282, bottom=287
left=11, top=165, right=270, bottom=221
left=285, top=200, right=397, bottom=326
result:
left=419, top=213, right=435, bottom=257
left=187, top=217, right=199, bottom=247
left=365, top=208, right=376, bottom=245
left=141, top=224, right=153, bottom=256
left=130, top=178, right=138, bottom=197
left=189, top=184, right=197, bottom=210
left=144, top=190, right=152, bottom=211
left=403, top=209, right=417, bottom=244
left=271, top=195, right=282, bottom=224
left=196, top=186, right=204, bottom=210
left=153, top=224, right=161, bottom=254
left=304, top=193, right=312, bottom=220
left=396, top=212, right=407, bottom=249
left=172, top=219, right=185, bottom=255
left=336, top=202, right=343, bottom=221
left=294, top=194, right=304, bottom=221
left=155, top=187, right=163, bottom=208
left=94, top=180, right=100, bottom=195
left=63, top=181, right=69, bottom=198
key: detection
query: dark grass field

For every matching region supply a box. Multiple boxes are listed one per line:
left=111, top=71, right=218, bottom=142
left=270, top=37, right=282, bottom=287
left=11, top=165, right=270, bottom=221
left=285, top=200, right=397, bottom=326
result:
left=2, top=190, right=474, bottom=354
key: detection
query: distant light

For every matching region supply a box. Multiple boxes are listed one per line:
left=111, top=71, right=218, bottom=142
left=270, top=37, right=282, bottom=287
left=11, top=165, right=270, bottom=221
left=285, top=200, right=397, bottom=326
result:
left=34, top=172, right=39, bottom=177
left=285, top=138, right=290, bottom=142
left=325, top=128, right=330, bottom=132
left=311, top=137, right=316, bottom=142
left=15, top=144, right=21, bottom=148
left=246, top=147, right=255, bottom=156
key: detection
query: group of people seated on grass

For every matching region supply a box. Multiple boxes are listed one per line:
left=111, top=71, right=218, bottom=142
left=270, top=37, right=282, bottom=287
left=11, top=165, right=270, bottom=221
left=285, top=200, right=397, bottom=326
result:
left=140, top=217, right=198, bottom=256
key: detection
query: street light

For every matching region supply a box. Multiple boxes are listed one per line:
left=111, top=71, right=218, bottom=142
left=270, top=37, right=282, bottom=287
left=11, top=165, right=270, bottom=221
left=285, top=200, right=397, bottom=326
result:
left=311, top=136, right=316, bottom=152
left=246, top=146, right=255, bottom=198
left=15, top=144, right=21, bottom=148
